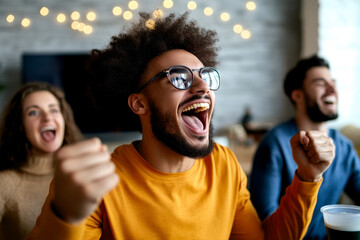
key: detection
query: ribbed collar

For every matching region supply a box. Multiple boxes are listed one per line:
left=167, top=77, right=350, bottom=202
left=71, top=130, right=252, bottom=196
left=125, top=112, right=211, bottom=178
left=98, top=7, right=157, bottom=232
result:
left=20, top=155, right=54, bottom=176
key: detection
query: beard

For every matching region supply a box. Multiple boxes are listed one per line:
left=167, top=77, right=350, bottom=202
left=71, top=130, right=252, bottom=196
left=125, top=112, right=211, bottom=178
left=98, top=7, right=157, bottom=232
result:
left=149, top=102, right=214, bottom=158
left=305, top=94, right=338, bottom=122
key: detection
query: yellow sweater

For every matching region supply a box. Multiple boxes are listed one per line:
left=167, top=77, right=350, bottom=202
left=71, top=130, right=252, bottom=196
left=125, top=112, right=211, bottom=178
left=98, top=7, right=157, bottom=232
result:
left=28, top=142, right=321, bottom=240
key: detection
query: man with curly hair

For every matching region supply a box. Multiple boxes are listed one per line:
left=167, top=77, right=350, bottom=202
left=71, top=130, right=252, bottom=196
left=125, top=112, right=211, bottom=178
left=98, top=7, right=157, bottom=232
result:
left=28, top=13, right=335, bottom=240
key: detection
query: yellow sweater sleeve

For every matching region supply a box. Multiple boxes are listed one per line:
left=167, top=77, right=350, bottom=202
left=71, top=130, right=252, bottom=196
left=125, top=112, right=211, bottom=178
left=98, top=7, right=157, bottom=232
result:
left=230, top=171, right=322, bottom=240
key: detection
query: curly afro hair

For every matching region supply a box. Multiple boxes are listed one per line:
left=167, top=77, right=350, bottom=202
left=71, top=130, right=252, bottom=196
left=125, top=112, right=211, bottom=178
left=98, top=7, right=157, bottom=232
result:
left=86, top=12, right=219, bottom=131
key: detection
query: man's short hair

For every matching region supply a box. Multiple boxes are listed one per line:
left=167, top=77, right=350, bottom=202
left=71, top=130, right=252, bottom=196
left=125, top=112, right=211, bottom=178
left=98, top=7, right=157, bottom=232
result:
left=283, top=55, right=330, bottom=102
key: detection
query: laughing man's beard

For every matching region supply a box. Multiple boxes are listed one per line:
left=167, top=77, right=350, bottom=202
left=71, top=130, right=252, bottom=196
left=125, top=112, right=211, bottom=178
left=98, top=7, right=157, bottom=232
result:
left=149, top=102, right=214, bottom=158
left=307, top=103, right=338, bottom=122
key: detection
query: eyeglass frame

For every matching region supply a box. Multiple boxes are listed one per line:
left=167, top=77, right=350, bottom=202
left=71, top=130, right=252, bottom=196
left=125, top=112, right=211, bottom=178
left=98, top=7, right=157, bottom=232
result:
left=137, top=65, right=220, bottom=92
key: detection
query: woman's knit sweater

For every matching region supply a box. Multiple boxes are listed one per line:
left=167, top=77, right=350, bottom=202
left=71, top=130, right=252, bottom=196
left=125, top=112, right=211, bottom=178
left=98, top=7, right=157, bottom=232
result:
left=0, top=156, right=54, bottom=240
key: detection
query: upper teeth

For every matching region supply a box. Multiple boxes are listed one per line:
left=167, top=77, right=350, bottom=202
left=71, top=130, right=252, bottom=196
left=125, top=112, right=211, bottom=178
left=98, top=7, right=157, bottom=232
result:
left=324, top=96, right=336, bottom=103
left=41, top=126, right=55, bottom=132
left=183, top=103, right=210, bottom=113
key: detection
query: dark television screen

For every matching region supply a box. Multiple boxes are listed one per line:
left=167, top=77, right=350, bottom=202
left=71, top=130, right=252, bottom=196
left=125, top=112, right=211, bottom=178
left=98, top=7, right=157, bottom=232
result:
left=21, top=53, right=131, bottom=134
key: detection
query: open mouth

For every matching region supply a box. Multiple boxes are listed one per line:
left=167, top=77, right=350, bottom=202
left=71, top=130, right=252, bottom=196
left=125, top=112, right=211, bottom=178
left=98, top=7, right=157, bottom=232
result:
left=181, top=103, right=209, bottom=132
left=323, top=95, right=336, bottom=105
left=40, top=125, right=56, bottom=142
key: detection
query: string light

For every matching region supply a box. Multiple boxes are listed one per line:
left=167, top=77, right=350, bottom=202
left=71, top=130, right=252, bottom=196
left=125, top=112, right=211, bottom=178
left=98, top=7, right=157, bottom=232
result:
left=220, top=12, right=230, bottom=22
left=113, top=6, right=123, bottom=16
left=187, top=1, right=197, bottom=10
left=123, top=11, right=133, bottom=20
left=71, top=21, right=80, bottom=30
left=128, top=1, right=139, bottom=10
left=241, top=30, right=251, bottom=39
left=163, top=0, right=173, bottom=9
left=153, top=9, right=163, bottom=18
left=21, top=18, right=31, bottom=27
left=71, top=11, right=80, bottom=20
left=84, top=25, right=93, bottom=34
left=56, top=13, right=66, bottom=23
left=204, top=7, right=213, bottom=16
left=145, top=19, right=155, bottom=30
left=3, top=3, right=253, bottom=39
left=40, top=7, right=49, bottom=16
left=78, top=22, right=85, bottom=32
left=246, top=1, right=256, bottom=11
left=233, top=24, right=243, bottom=33
left=6, top=14, right=15, bottom=23
left=86, top=11, right=96, bottom=21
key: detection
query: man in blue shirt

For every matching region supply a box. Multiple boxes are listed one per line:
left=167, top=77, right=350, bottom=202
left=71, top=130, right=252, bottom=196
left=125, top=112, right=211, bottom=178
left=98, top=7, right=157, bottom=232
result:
left=249, top=55, right=360, bottom=240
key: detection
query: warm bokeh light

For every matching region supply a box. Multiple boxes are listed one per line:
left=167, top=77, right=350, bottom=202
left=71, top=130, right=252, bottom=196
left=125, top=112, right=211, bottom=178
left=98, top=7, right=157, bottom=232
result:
left=163, top=0, right=174, bottom=9
left=78, top=22, right=85, bottom=32
left=86, top=11, right=96, bottom=21
left=246, top=1, right=256, bottom=11
left=71, top=11, right=80, bottom=20
left=57, top=13, right=66, bottom=23
left=123, top=11, right=133, bottom=20
left=204, top=7, right=213, bottom=16
left=241, top=29, right=251, bottom=39
left=220, top=12, right=230, bottom=22
left=6, top=14, right=15, bottom=23
left=21, top=18, right=31, bottom=27
left=71, top=21, right=80, bottom=30
left=233, top=24, right=243, bottom=33
left=187, top=1, right=197, bottom=10
left=145, top=19, right=156, bottom=30
left=153, top=9, right=163, bottom=18
left=113, top=6, right=123, bottom=16
left=128, top=1, right=139, bottom=10
left=40, top=7, right=49, bottom=16
left=84, top=25, right=93, bottom=34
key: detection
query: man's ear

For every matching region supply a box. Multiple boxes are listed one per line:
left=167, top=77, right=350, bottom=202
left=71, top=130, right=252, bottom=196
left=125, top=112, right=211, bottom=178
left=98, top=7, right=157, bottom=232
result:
left=128, top=93, right=147, bottom=115
left=291, top=89, right=303, bottom=103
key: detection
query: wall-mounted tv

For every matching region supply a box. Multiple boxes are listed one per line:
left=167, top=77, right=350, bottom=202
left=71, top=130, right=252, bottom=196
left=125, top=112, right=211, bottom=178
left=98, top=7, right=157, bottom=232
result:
left=21, top=53, right=138, bottom=135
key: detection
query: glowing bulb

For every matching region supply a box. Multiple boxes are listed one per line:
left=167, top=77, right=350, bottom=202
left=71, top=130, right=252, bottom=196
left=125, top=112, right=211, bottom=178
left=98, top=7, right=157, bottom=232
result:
left=21, top=18, right=31, bottom=27
left=57, top=13, right=66, bottom=23
left=241, top=30, right=251, bottom=39
left=71, top=21, right=80, bottom=30
left=246, top=1, right=256, bottom=11
left=204, top=7, right=213, bottom=16
left=220, top=12, right=230, bottom=22
left=84, top=25, right=93, bottom=34
left=145, top=19, right=156, bottom=30
left=128, top=1, right=139, bottom=10
left=78, top=22, right=85, bottom=32
left=40, top=7, right=49, bottom=16
left=187, top=1, right=197, bottom=10
left=233, top=24, right=243, bottom=33
left=163, top=0, right=174, bottom=9
left=6, top=14, right=15, bottom=23
left=153, top=9, right=163, bottom=18
left=113, top=6, right=122, bottom=16
left=71, top=11, right=80, bottom=20
left=86, top=11, right=96, bottom=21
left=123, top=11, right=133, bottom=20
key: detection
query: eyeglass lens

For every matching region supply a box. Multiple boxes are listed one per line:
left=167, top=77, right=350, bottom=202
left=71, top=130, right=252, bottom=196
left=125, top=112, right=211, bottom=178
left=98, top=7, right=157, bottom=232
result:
left=169, top=67, right=193, bottom=89
left=168, top=66, right=219, bottom=90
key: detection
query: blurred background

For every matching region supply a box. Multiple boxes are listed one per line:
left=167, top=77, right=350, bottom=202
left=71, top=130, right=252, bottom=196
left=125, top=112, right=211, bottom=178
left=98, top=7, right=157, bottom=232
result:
left=0, top=0, right=359, bottom=145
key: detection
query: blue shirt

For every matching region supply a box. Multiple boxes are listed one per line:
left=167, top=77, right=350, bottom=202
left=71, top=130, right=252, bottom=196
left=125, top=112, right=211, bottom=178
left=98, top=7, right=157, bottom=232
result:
left=249, top=118, right=360, bottom=240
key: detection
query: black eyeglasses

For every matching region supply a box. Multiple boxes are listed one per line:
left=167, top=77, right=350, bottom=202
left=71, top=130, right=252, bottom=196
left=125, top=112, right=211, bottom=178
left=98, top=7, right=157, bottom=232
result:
left=138, top=65, right=220, bottom=92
